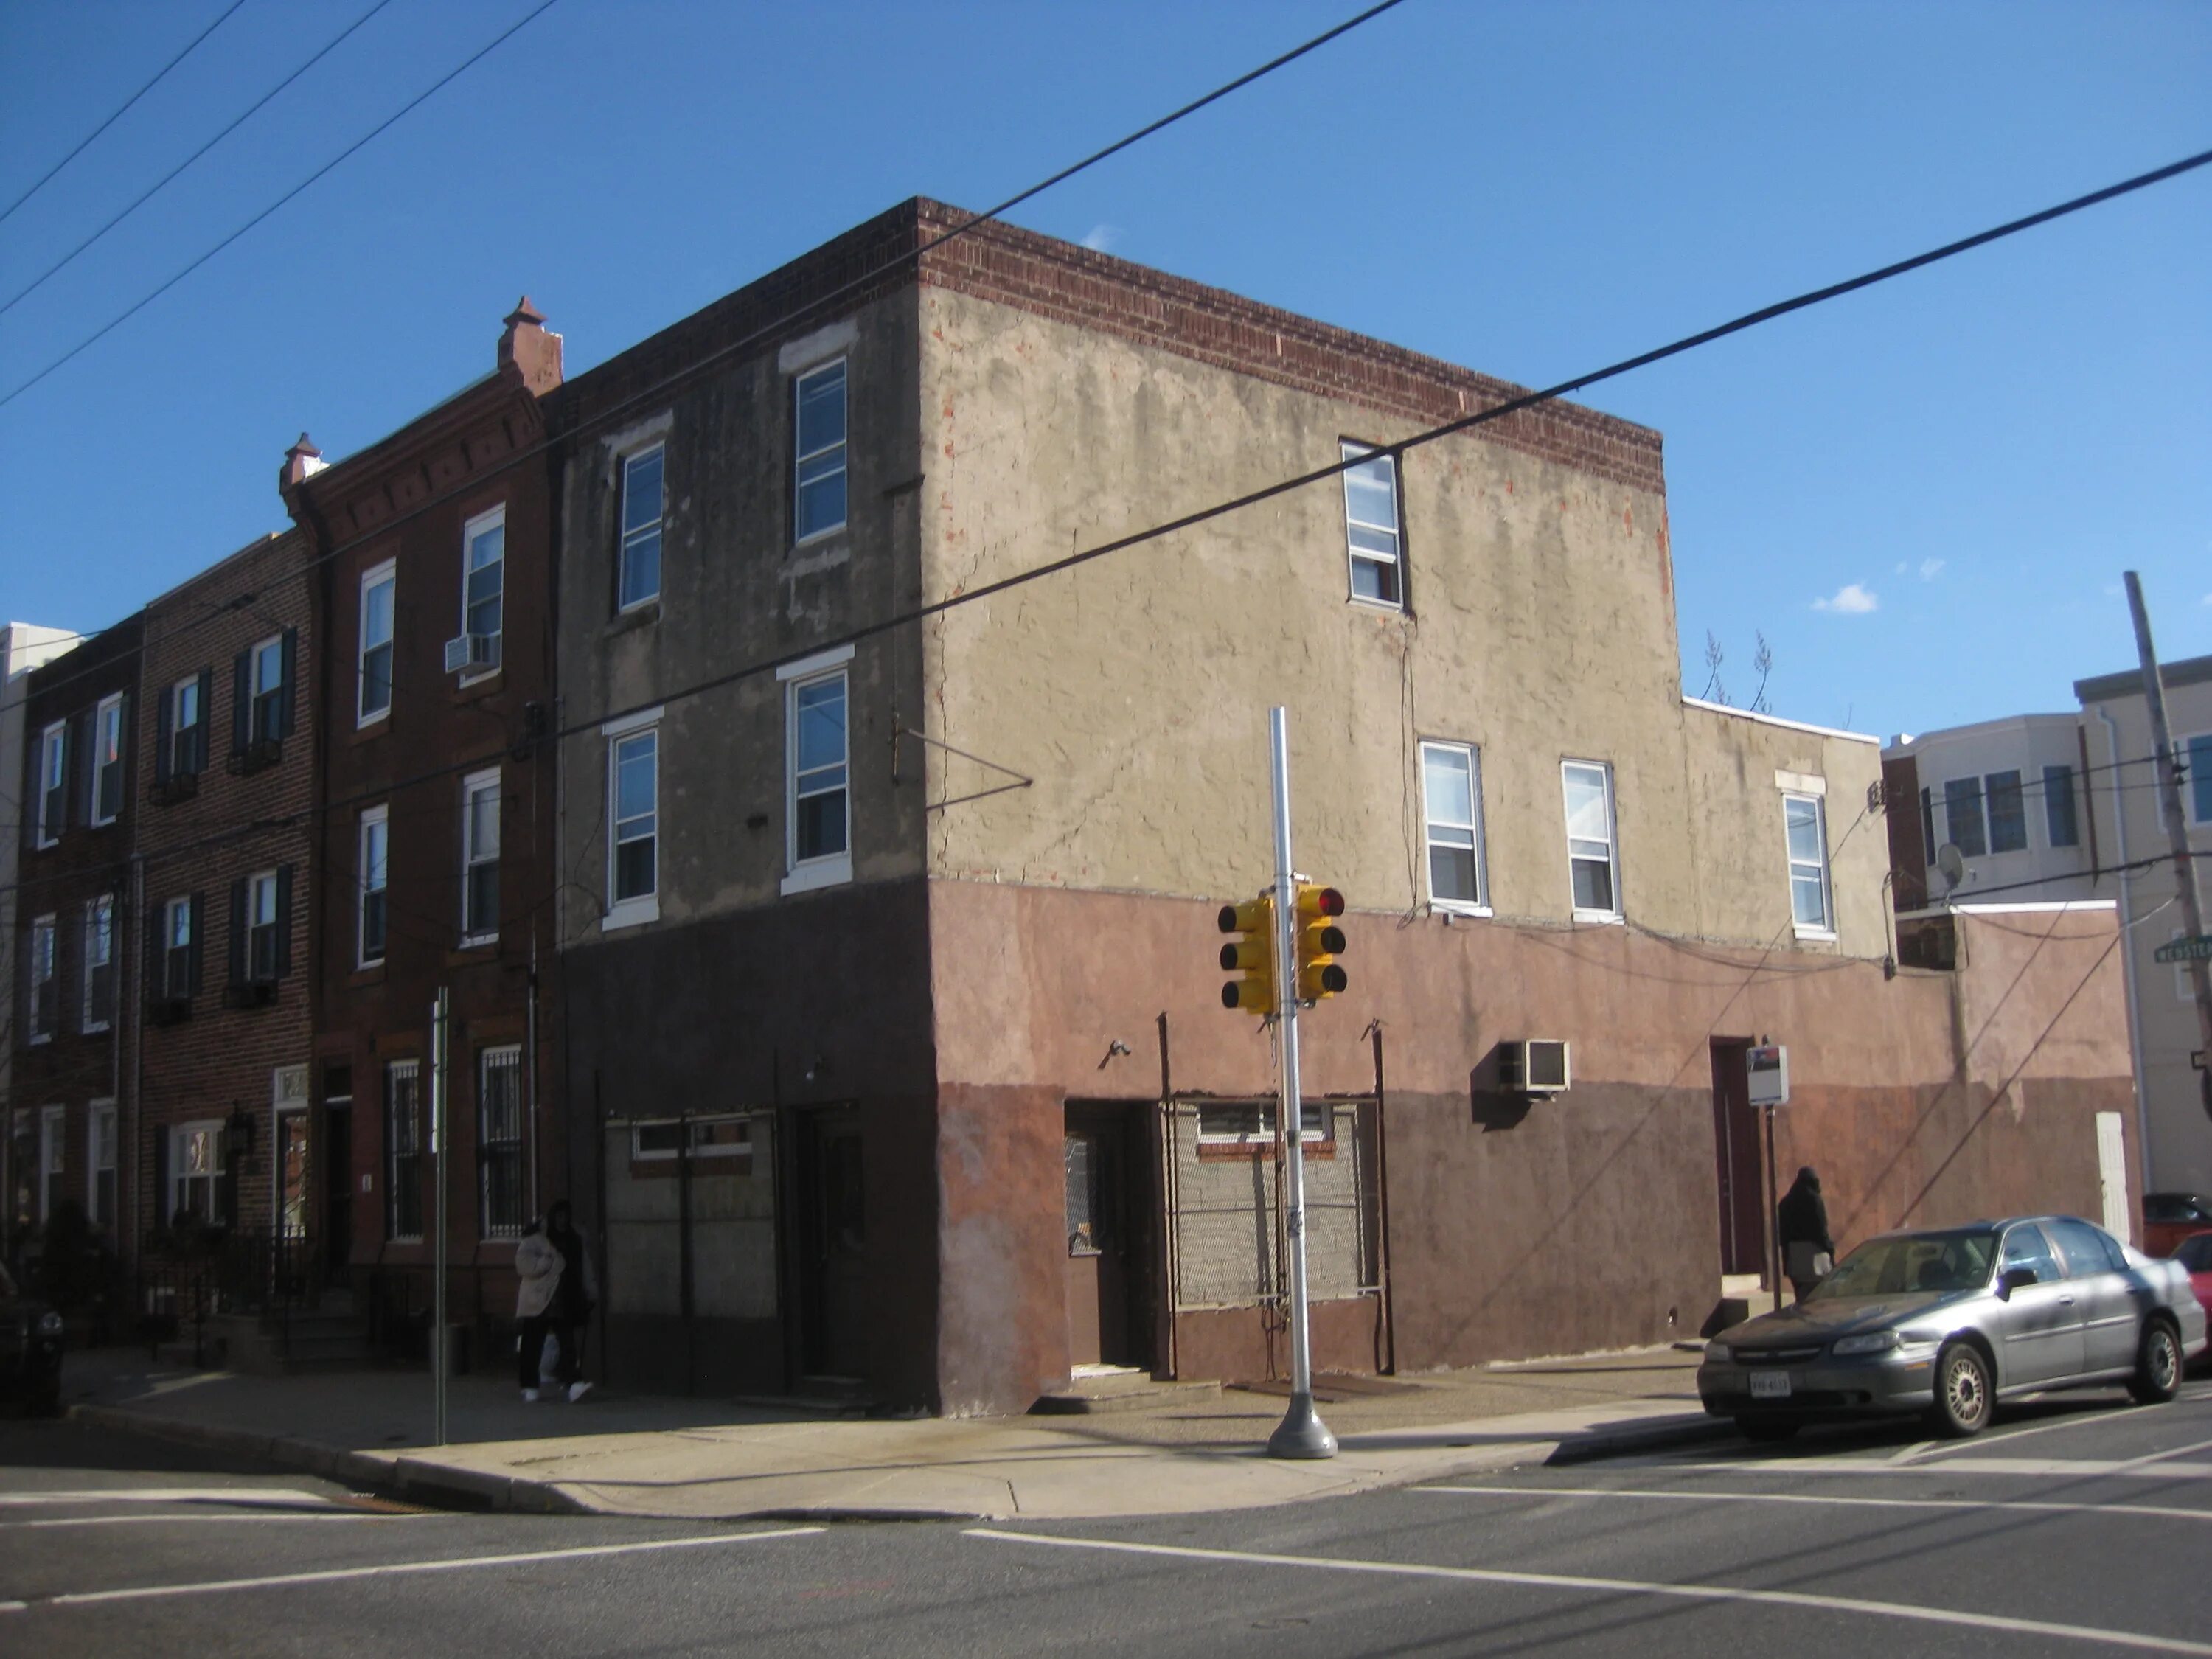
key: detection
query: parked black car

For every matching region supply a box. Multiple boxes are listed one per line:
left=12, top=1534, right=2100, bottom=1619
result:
left=1, top=1259, right=65, bottom=1416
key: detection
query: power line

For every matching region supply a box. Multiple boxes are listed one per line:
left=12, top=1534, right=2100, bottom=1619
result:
left=0, top=0, right=246, bottom=229
left=0, top=0, right=562, bottom=410
left=10, top=141, right=2212, bottom=898
left=0, top=0, right=398, bottom=319
left=9, top=0, right=1415, bottom=705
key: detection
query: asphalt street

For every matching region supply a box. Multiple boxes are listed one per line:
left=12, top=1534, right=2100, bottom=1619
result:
left=5, top=1378, right=2211, bottom=1657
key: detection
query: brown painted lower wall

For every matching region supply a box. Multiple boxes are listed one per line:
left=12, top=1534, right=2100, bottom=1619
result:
left=1172, top=1295, right=1385, bottom=1386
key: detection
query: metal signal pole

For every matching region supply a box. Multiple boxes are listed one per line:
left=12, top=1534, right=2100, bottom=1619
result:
left=431, top=985, right=451, bottom=1445
left=2124, top=574, right=2212, bottom=1119
left=1267, top=706, right=1336, bottom=1460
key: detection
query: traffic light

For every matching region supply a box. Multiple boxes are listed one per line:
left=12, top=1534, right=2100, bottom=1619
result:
left=1293, top=883, right=1348, bottom=1003
left=1218, top=895, right=1276, bottom=1014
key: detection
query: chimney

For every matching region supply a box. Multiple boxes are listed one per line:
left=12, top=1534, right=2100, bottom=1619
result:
left=281, top=432, right=325, bottom=490
left=499, top=296, right=563, bottom=394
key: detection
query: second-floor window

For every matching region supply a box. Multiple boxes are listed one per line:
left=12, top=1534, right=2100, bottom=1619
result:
left=28, top=914, right=57, bottom=1039
left=91, top=694, right=125, bottom=824
left=612, top=728, right=657, bottom=907
left=462, top=771, right=500, bottom=943
left=163, top=673, right=207, bottom=779
left=161, top=895, right=199, bottom=1001
left=1419, top=740, right=1486, bottom=912
left=462, top=507, right=505, bottom=672
left=1985, top=770, right=2027, bottom=853
left=244, top=869, right=282, bottom=982
left=359, top=807, right=389, bottom=965
left=83, top=895, right=115, bottom=1031
left=620, top=445, right=664, bottom=609
left=2043, top=764, right=2079, bottom=849
left=360, top=562, right=394, bottom=723
left=37, top=722, right=65, bottom=846
left=1340, top=442, right=1403, bottom=608
left=794, top=360, right=847, bottom=542
left=1562, top=759, right=1620, bottom=919
left=790, top=669, right=849, bottom=872
left=1942, top=776, right=1986, bottom=858
left=1784, top=793, right=1832, bottom=935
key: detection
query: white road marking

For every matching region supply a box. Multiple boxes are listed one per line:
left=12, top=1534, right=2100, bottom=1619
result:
left=1420, top=1483, right=2212, bottom=1523
left=1910, top=1427, right=2212, bottom=1470
left=7, top=1526, right=824, bottom=1612
left=1660, top=1458, right=2212, bottom=1480
left=1, top=1513, right=422, bottom=1531
left=0, top=1487, right=339, bottom=1509
left=966, top=1528, right=2212, bottom=1656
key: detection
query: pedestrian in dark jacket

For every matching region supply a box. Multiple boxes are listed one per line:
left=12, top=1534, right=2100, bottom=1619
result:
left=1778, top=1166, right=1834, bottom=1303
left=543, top=1200, right=598, bottom=1401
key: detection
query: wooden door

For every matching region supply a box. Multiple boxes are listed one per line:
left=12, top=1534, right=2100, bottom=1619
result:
left=799, top=1110, right=868, bottom=1379
left=1709, top=1039, right=1764, bottom=1278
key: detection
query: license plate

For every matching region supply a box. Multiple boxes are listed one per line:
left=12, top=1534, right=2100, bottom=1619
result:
left=1749, top=1371, right=1792, bottom=1399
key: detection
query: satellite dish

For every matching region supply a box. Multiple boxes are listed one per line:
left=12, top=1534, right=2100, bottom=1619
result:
left=1935, top=843, right=1966, bottom=893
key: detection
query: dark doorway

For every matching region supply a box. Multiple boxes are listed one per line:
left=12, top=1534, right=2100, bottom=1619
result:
left=1709, top=1039, right=1765, bottom=1279
left=797, top=1107, right=868, bottom=1379
left=1062, top=1102, right=1155, bottom=1371
left=321, top=1067, right=352, bottom=1289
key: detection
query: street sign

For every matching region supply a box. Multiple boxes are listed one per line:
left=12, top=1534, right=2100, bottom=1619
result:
left=1747, top=1044, right=1790, bottom=1107
left=2155, top=934, right=2212, bottom=964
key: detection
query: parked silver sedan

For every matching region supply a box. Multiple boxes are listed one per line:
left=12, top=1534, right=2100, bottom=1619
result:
left=1700, top=1215, right=2208, bottom=1440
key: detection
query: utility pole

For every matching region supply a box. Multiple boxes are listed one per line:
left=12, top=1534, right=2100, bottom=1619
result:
left=2124, top=574, right=2212, bottom=1121
left=431, top=986, right=451, bottom=1445
left=1266, top=706, right=1336, bottom=1461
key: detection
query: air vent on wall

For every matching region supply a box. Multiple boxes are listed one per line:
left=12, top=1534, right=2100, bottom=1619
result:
left=1500, top=1039, right=1571, bottom=1095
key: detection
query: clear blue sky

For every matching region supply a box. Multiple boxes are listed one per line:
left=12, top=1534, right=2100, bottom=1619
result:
left=2, top=0, right=2205, bottom=740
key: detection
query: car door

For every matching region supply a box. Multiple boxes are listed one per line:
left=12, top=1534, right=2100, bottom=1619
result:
left=2046, top=1217, right=2140, bottom=1375
left=1992, top=1222, right=2084, bottom=1388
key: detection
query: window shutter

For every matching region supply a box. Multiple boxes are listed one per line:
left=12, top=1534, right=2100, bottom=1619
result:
left=194, top=668, right=213, bottom=771
left=279, top=628, right=298, bottom=739
left=152, top=1124, right=170, bottom=1225
left=187, top=892, right=205, bottom=995
left=227, top=878, right=247, bottom=987
left=70, top=711, right=91, bottom=826
left=231, top=652, right=251, bottom=755
left=274, top=864, right=293, bottom=977
left=155, top=687, right=173, bottom=785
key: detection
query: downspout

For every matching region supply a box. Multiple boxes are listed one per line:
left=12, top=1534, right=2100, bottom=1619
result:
left=2095, top=703, right=2153, bottom=1203
left=126, top=853, right=143, bottom=1267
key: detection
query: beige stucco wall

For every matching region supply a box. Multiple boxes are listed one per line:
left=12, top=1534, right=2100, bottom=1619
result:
left=913, top=286, right=1888, bottom=963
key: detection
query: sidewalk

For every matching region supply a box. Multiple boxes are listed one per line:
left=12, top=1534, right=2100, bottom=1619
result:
left=53, top=1346, right=1725, bottom=1523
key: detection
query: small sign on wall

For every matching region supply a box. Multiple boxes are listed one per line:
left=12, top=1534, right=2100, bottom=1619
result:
left=1747, top=1044, right=1790, bottom=1107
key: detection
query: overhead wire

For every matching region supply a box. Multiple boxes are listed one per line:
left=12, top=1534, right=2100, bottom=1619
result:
left=0, top=0, right=246, bottom=228
left=0, top=0, right=400, bottom=319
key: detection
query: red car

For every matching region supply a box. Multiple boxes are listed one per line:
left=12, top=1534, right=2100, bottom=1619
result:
left=2145, top=1194, right=2212, bottom=1258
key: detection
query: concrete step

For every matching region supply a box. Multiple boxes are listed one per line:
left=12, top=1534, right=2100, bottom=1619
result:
left=1703, top=1287, right=1781, bottom=1337
left=1032, top=1372, right=1225, bottom=1414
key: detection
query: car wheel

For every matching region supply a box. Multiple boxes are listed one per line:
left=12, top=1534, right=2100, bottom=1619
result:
left=2127, top=1321, right=2182, bottom=1405
left=1929, top=1341, right=1992, bottom=1438
left=1737, top=1418, right=1799, bottom=1444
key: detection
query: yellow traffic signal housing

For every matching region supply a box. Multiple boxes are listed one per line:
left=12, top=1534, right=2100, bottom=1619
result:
left=1217, top=895, right=1276, bottom=1014
left=1293, top=883, right=1348, bottom=1003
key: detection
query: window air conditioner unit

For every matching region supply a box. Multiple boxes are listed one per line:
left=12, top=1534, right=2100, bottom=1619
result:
left=444, top=633, right=498, bottom=674
left=1501, top=1038, right=1571, bottom=1096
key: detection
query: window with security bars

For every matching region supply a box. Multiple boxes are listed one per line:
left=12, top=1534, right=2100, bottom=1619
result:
left=1194, top=1100, right=1328, bottom=1144
left=478, top=1047, right=524, bottom=1239
left=386, top=1061, right=422, bottom=1240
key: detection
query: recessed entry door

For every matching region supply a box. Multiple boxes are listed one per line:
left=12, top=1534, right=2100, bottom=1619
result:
left=1709, top=1039, right=1764, bottom=1279
left=799, top=1108, right=868, bottom=1380
left=1065, top=1104, right=1149, bottom=1369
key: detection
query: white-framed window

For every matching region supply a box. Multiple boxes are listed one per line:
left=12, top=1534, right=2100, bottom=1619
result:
left=2043, top=763, right=2079, bottom=849
left=81, top=894, right=115, bottom=1032
left=781, top=647, right=853, bottom=894
left=461, top=769, right=500, bottom=944
left=36, top=721, right=65, bottom=846
left=1784, top=793, right=1834, bottom=936
left=385, top=1061, right=422, bottom=1241
left=40, top=1105, right=66, bottom=1223
left=630, top=1116, right=751, bottom=1161
left=619, top=445, right=664, bottom=610
left=27, top=914, right=57, bottom=1041
left=1984, top=769, right=2027, bottom=854
left=168, top=675, right=204, bottom=776
left=88, top=1100, right=116, bottom=1230
left=1562, top=760, right=1621, bottom=920
left=249, top=634, right=285, bottom=744
left=460, top=505, right=506, bottom=678
left=247, top=870, right=281, bottom=981
left=169, top=1119, right=226, bottom=1225
left=608, top=721, right=658, bottom=926
left=1194, top=1099, right=1328, bottom=1147
left=477, top=1046, right=525, bottom=1239
left=1941, top=776, right=1986, bottom=858
left=359, top=560, right=395, bottom=723
left=794, top=359, right=848, bottom=543
left=91, top=692, right=125, bottom=825
left=358, top=806, right=389, bottom=966
left=1419, top=740, right=1487, bottom=913
left=161, top=895, right=195, bottom=1001
left=1340, top=442, right=1403, bottom=608
left=2184, top=733, right=2212, bottom=827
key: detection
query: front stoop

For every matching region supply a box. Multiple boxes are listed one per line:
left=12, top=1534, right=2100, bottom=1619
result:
left=1031, top=1370, right=1224, bottom=1414
left=208, top=1305, right=372, bottom=1375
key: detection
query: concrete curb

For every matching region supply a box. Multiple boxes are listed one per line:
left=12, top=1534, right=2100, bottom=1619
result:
left=1544, top=1412, right=1733, bottom=1465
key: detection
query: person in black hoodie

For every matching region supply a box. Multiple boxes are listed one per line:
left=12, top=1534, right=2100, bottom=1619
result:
left=543, top=1200, right=599, bottom=1402
left=1778, top=1167, right=1834, bottom=1303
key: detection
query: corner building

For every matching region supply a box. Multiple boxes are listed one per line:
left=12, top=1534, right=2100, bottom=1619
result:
left=557, top=201, right=2133, bottom=1414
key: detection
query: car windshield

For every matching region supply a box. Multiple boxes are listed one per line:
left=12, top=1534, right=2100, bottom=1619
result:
left=2177, top=1234, right=2212, bottom=1273
left=1809, top=1230, right=1998, bottom=1299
